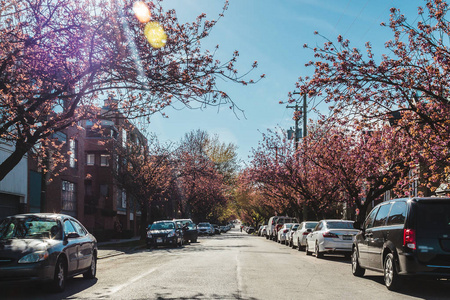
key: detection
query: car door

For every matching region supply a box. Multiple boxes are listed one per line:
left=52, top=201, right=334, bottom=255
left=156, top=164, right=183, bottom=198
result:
left=63, top=219, right=80, bottom=273
left=357, top=207, right=379, bottom=267
left=70, top=219, right=93, bottom=271
left=367, top=203, right=392, bottom=269
left=309, top=221, right=323, bottom=250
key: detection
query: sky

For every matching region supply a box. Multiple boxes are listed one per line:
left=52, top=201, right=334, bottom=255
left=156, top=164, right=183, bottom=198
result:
left=149, top=0, right=424, bottom=165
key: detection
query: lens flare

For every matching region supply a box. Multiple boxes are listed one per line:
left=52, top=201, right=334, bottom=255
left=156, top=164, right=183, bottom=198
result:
left=133, top=1, right=151, bottom=23
left=144, top=22, right=167, bottom=49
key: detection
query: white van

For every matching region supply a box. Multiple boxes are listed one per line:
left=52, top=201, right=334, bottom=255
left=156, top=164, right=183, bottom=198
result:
left=266, top=216, right=297, bottom=241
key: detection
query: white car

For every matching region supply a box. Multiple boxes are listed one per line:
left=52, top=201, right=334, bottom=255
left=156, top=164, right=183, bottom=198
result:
left=292, top=221, right=318, bottom=250
left=277, top=223, right=295, bottom=244
left=305, top=220, right=358, bottom=258
left=286, top=223, right=300, bottom=247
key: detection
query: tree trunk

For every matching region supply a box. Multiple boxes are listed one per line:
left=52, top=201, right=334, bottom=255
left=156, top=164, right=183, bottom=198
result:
left=0, top=143, right=29, bottom=182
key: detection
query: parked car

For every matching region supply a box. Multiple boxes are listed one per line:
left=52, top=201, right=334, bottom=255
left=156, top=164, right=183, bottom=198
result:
left=292, top=221, right=318, bottom=250
left=197, top=222, right=214, bottom=236
left=286, top=223, right=300, bottom=247
left=174, top=219, right=198, bottom=244
left=273, top=217, right=297, bottom=242
left=258, top=225, right=267, bottom=237
left=146, top=220, right=183, bottom=248
left=305, top=220, right=358, bottom=258
left=0, top=213, right=97, bottom=292
left=351, top=197, right=450, bottom=291
left=211, top=224, right=221, bottom=235
left=245, top=226, right=255, bottom=234
left=277, top=223, right=295, bottom=244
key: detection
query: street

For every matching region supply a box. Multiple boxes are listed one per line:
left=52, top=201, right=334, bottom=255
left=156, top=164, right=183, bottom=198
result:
left=2, top=228, right=450, bottom=300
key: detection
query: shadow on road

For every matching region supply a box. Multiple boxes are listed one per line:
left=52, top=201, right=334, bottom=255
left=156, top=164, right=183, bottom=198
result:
left=0, top=277, right=98, bottom=300
left=154, top=292, right=259, bottom=300
left=361, top=275, right=450, bottom=299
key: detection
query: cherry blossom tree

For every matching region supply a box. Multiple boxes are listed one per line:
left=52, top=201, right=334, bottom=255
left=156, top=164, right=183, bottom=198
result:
left=113, top=133, right=174, bottom=239
left=296, top=0, right=450, bottom=194
left=0, top=0, right=261, bottom=181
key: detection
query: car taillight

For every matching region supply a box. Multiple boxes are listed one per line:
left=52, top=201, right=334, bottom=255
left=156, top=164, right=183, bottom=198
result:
left=322, top=232, right=338, bottom=238
left=403, top=229, right=416, bottom=250
left=303, top=231, right=309, bottom=235
left=283, top=229, right=289, bottom=233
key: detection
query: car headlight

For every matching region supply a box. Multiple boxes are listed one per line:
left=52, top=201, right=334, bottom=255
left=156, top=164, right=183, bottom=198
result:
left=18, top=251, right=49, bottom=264
left=167, top=230, right=176, bottom=238
left=147, top=232, right=152, bottom=238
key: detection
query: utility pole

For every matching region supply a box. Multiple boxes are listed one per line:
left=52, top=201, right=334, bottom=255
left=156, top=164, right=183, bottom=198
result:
left=287, top=92, right=308, bottom=221
left=287, top=93, right=307, bottom=146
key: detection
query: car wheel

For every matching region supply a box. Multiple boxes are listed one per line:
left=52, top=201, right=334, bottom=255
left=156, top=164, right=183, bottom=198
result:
left=292, top=240, right=296, bottom=249
left=50, top=257, right=66, bottom=292
left=305, top=241, right=312, bottom=256
left=351, top=247, right=365, bottom=277
left=384, top=253, right=401, bottom=291
left=297, top=239, right=302, bottom=251
left=265, top=234, right=269, bottom=239
left=315, top=242, right=323, bottom=258
left=83, top=254, right=97, bottom=279
left=192, top=238, right=197, bottom=243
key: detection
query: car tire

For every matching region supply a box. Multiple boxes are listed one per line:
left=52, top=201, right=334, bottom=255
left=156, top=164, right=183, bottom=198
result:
left=192, top=238, right=197, bottom=243
left=292, top=240, right=296, bottom=249
left=297, top=239, right=302, bottom=251
left=305, top=241, right=312, bottom=256
left=50, top=257, right=66, bottom=292
left=83, top=254, right=97, bottom=279
left=265, top=235, right=269, bottom=240
left=384, top=253, right=402, bottom=291
left=351, top=247, right=365, bottom=277
left=315, top=242, right=323, bottom=258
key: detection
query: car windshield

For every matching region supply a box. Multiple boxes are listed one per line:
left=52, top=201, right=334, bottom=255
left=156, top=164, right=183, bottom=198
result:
left=198, top=223, right=210, bottom=227
left=151, top=222, right=175, bottom=230
left=285, top=224, right=293, bottom=228
left=306, top=222, right=318, bottom=229
left=0, top=216, right=61, bottom=240
left=326, top=221, right=354, bottom=229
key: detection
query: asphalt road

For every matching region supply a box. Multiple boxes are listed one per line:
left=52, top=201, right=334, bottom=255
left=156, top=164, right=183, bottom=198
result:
left=3, top=228, right=450, bottom=299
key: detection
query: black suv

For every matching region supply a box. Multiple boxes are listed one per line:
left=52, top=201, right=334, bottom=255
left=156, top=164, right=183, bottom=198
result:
left=352, top=197, right=450, bottom=290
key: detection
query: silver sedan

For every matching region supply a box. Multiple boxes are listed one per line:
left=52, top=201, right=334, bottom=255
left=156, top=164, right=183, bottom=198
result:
left=305, top=220, right=358, bottom=259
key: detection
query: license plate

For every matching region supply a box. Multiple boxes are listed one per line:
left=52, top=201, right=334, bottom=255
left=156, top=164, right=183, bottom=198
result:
left=157, top=238, right=163, bottom=243
left=343, top=235, right=352, bottom=240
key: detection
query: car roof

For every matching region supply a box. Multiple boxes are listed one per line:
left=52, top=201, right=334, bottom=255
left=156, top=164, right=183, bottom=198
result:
left=3, top=213, right=73, bottom=220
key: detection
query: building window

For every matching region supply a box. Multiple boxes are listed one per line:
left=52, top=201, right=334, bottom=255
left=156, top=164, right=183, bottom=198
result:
left=117, top=189, right=126, bottom=210
left=86, top=154, right=95, bottom=166
left=62, top=180, right=76, bottom=212
left=100, top=154, right=110, bottom=166
left=52, top=131, right=67, bottom=143
left=100, top=184, right=109, bottom=197
left=122, top=129, right=127, bottom=148
left=69, top=139, right=77, bottom=168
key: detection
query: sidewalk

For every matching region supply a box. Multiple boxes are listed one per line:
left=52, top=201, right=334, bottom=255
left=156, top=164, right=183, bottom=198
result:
left=97, top=236, right=145, bottom=259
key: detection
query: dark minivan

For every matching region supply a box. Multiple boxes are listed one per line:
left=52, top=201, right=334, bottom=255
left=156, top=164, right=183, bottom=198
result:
left=352, top=197, right=450, bottom=290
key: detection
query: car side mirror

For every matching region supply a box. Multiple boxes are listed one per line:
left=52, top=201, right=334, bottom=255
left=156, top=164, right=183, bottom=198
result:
left=65, top=232, right=80, bottom=241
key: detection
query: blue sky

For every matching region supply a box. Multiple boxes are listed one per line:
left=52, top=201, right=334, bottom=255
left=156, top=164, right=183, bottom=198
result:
left=150, top=0, right=423, bottom=165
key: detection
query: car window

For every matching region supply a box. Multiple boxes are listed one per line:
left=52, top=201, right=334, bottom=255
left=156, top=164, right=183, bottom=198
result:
left=364, top=207, right=379, bottom=230
left=326, top=221, right=354, bottom=229
left=306, top=222, right=318, bottom=229
left=70, top=220, right=87, bottom=236
left=373, top=203, right=392, bottom=227
left=314, top=222, right=323, bottom=231
left=387, top=201, right=407, bottom=226
left=417, top=202, right=450, bottom=230
left=64, top=219, right=77, bottom=235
